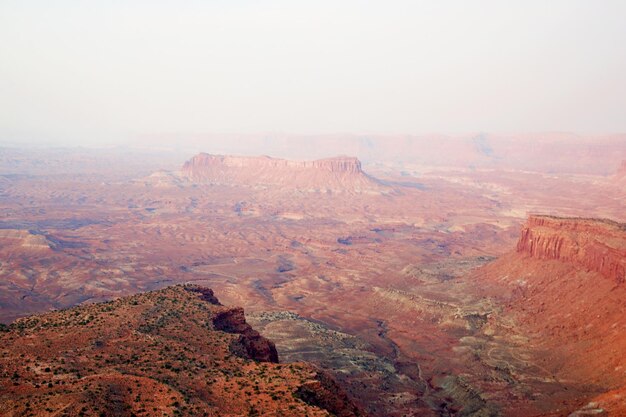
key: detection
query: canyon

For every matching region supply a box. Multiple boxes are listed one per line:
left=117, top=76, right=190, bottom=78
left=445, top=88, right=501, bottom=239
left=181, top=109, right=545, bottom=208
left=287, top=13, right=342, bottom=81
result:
left=0, top=143, right=625, bottom=416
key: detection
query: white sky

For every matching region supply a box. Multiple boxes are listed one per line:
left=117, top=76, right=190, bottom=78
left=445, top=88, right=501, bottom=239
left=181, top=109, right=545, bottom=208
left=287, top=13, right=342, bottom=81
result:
left=1, top=1, right=625, bottom=145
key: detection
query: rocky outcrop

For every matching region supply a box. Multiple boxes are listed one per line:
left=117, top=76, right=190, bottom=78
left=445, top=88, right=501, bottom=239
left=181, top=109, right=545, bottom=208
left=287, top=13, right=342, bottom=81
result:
left=212, top=307, right=279, bottom=362
left=180, top=153, right=382, bottom=192
left=184, top=284, right=278, bottom=362
left=516, top=215, right=626, bottom=284
left=184, top=286, right=221, bottom=305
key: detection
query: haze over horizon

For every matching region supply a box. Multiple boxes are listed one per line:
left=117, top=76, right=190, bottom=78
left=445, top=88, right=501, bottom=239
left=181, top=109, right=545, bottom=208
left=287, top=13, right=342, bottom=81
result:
left=1, top=1, right=626, bottom=147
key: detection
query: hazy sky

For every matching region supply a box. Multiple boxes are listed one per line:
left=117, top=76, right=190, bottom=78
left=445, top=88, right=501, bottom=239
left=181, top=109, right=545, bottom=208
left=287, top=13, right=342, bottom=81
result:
left=1, top=1, right=626, bottom=145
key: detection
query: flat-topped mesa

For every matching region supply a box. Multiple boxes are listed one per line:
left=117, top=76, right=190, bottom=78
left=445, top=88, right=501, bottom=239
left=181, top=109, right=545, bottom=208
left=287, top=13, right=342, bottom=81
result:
left=181, top=153, right=380, bottom=192
left=183, top=153, right=363, bottom=173
left=516, top=215, right=626, bottom=283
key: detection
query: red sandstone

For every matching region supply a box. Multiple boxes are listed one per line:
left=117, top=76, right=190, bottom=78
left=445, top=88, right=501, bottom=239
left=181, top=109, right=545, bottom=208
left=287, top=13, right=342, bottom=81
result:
left=516, top=215, right=626, bottom=283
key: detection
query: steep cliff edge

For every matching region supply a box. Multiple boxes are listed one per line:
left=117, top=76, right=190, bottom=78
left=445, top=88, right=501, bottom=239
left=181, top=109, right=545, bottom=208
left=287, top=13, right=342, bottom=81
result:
left=476, top=215, right=626, bottom=416
left=181, top=153, right=382, bottom=192
left=516, top=215, right=626, bottom=283
left=182, top=286, right=279, bottom=362
left=0, top=285, right=362, bottom=416
left=212, top=307, right=279, bottom=363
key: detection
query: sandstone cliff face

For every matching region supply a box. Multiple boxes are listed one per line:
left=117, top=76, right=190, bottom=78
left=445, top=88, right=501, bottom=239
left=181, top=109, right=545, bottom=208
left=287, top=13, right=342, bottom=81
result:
left=212, top=307, right=279, bottom=363
left=516, top=215, right=626, bottom=284
left=185, top=285, right=279, bottom=362
left=181, top=153, right=381, bottom=192
left=475, top=215, right=626, bottom=416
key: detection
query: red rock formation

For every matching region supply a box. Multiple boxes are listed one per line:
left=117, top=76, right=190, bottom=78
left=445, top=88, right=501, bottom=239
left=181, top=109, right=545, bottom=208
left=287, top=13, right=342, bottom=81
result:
left=184, top=285, right=222, bottom=305
left=477, top=215, right=626, bottom=415
left=183, top=153, right=364, bottom=174
left=516, top=215, right=626, bottom=283
left=212, top=306, right=279, bottom=363
left=181, top=153, right=382, bottom=192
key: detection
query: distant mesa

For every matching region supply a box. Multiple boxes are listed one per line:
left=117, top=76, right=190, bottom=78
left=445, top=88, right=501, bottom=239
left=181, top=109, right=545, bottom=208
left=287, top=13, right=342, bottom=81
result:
left=144, top=132, right=626, bottom=174
left=181, top=153, right=383, bottom=192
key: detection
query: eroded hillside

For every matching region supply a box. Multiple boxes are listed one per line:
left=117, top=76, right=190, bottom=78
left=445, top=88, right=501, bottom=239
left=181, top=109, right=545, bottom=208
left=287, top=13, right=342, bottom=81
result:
left=0, top=285, right=361, bottom=417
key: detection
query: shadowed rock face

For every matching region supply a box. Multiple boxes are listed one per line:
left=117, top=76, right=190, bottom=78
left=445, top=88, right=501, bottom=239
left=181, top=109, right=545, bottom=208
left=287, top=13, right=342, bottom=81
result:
left=184, top=286, right=279, bottom=362
left=181, top=153, right=381, bottom=192
left=212, top=307, right=279, bottom=363
left=517, top=215, right=626, bottom=283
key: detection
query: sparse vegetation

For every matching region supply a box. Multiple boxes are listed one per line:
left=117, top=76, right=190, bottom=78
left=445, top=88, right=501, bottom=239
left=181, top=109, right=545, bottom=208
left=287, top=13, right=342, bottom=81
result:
left=0, top=285, right=350, bottom=417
